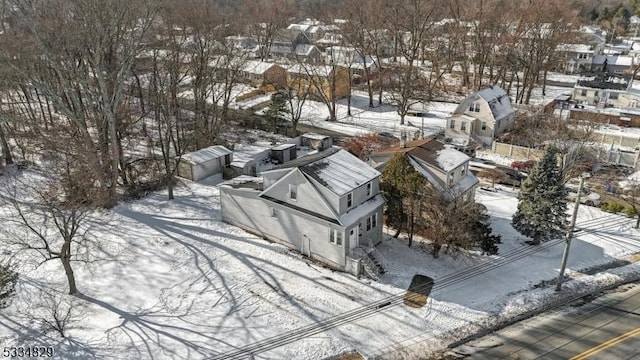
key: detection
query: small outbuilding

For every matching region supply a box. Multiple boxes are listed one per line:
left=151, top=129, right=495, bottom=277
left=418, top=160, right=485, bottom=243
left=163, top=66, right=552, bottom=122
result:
left=176, top=145, right=233, bottom=181
left=271, top=143, right=297, bottom=164
left=301, top=133, right=332, bottom=151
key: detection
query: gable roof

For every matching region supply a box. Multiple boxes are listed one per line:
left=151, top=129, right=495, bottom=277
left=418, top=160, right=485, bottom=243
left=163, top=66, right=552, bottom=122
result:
left=592, top=54, right=633, bottom=67
left=180, top=145, right=231, bottom=165
left=454, top=85, right=515, bottom=122
left=372, top=138, right=469, bottom=173
left=274, top=148, right=380, bottom=196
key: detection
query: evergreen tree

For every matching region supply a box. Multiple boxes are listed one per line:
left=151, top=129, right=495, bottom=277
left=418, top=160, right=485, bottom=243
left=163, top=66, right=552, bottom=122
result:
left=265, top=92, right=289, bottom=134
left=469, top=206, right=502, bottom=255
left=512, top=146, right=568, bottom=245
left=0, top=262, right=17, bottom=309
left=380, top=153, right=425, bottom=246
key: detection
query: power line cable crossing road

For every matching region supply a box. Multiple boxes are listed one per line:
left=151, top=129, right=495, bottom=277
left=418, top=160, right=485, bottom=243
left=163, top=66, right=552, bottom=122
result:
left=210, top=215, right=637, bottom=360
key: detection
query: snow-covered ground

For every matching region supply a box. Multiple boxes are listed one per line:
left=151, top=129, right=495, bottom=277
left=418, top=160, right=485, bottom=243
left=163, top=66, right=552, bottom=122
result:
left=2, top=174, right=640, bottom=360
left=296, top=91, right=456, bottom=138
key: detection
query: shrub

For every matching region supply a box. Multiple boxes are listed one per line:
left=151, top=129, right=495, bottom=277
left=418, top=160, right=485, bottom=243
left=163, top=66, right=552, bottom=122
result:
left=626, top=205, right=637, bottom=218
left=601, top=202, right=625, bottom=213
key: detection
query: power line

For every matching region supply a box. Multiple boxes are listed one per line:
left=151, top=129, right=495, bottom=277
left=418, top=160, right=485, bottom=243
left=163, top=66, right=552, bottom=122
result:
left=211, top=215, right=637, bottom=359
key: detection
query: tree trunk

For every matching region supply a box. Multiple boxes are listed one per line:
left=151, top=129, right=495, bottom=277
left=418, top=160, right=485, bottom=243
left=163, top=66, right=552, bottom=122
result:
left=167, top=174, right=174, bottom=200
left=393, top=226, right=401, bottom=238
left=0, top=123, right=13, bottom=166
left=60, top=241, right=77, bottom=295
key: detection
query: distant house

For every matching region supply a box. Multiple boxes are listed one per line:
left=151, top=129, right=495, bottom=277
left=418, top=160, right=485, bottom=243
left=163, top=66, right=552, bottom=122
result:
left=572, top=73, right=637, bottom=107
left=287, top=64, right=351, bottom=100
left=445, top=85, right=517, bottom=147
left=239, top=60, right=287, bottom=88
left=220, top=148, right=385, bottom=276
left=368, top=138, right=478, bottom=205
left=176, top=146, right=232, bottom=181
left=293, top=44, right=323, bottom=63
left=556, top=44, right=596, bottom=74
left=270, top=29, right=311, bottom=59
left=326, top=46, right=379, bottom=77
left=591, top=55, right=634, bottom=74
left=226, top=35, right=259, bottom=57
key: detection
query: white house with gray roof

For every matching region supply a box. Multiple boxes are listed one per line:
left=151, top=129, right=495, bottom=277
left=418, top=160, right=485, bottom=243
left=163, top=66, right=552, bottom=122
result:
left=368, top=138, right=479, bottom=205
left=219, top=147, right=385, bottom=276
left=445, top=85, right=517, bottom=148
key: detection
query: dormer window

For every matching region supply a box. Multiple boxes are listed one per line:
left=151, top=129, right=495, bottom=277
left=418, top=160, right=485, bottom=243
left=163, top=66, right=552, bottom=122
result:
left=289, top=184, right=297, bottom=201
left=469, top=103, right=480, bottom=112
left=366, top=182, right=372, bottom=196
left=347, top=193, right=353, bottom=208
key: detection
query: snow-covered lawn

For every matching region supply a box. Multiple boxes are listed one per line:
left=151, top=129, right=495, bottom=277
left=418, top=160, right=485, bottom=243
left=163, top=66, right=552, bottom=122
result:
left=2, top=176, right=640, bottom=360
left=297, top=91, right=455, bottom=138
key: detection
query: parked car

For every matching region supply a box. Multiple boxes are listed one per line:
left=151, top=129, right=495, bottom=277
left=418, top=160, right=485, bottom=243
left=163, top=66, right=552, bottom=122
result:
left=495, top=166, right=527, bottom=187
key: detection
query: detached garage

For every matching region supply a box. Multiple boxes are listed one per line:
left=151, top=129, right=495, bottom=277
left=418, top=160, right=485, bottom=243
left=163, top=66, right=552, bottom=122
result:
left=176, top=145, right=233, bottom=181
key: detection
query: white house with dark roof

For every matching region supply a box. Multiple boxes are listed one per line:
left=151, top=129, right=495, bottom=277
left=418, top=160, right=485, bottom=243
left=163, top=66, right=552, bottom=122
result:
left=368, top=138, right=479, bottom=205
left=445, top=85, right=517, bottom=148
left=219, top=147, right=385, bottom=276
left=556, top=43, right=596, bottom=74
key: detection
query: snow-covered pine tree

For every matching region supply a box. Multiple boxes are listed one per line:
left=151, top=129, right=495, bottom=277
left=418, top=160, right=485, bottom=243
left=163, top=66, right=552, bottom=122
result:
left=512, top=146, right=568, bottom=245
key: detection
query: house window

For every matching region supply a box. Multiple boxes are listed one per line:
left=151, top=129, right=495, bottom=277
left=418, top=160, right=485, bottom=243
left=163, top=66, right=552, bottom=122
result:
left=461, top=121, right=467, bottom=131
left=594, top=91, right=599, bottom=97
left=450, top=119, right=455, bottom=129
left=447, top=176, right=453, bottom=186
left=469, top=103, right=480, bottom=112
left=271, top=207, right=277, bottom=218
left=610, top=92, right=619, bottom=100
left=329, top=229, right=343, bottom=245
left=461, top=167, right=466, bottom=177
left=581, top=89, right=587, bottom=96
left=481, top=121, right=487, bottom=131
left=366, top=214, right=377, bottom=230
left=347, top=193, right=353, bottom=208
left=367, top=182, right=372, bottom=196
left=289, top=184, right=297, bottom=201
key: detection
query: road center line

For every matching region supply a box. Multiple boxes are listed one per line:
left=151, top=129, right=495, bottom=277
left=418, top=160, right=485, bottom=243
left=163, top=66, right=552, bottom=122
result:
left=570, top=327, right=640, bottom=360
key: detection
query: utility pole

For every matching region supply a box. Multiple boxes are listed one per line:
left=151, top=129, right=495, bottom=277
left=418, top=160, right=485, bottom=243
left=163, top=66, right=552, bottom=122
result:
left=555, top=176, right=584, bottom=291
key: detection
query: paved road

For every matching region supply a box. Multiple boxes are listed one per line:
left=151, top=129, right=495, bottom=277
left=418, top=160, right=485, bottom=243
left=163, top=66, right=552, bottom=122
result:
left=451, top=283, right=640, bottom=359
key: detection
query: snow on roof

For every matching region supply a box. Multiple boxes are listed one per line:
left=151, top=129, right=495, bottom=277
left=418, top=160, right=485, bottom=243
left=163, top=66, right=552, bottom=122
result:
left=592, top=55, right=633, bottom=67
left=436, top=147, right=470, bottom=172
left=476, top=86, right=516, bottom=121
left=556, top=44, right=594, bottom=53
left=242, top=60, right=279, bottom=75
left=298, top=149, right=380, bottom=196
left=271, top=143, right=296, bottom=151
left=302, top=132, right=329, bottom=140
left=287, top=64, right=333, bottom=77
left=287, top=24, right=310, bottom=32
left=294, top=44, right=318, bottom=57
left=180, top=145, right=232, bottom=165
left=451, top=173, right=479, bottom=195
left=339, top=195, right=385, bottom=226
